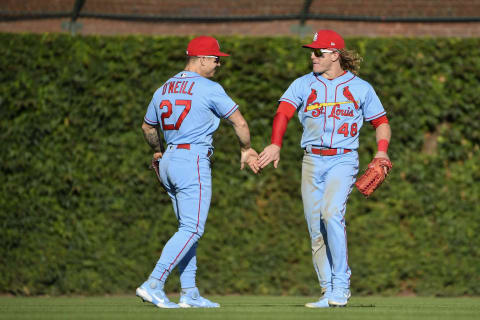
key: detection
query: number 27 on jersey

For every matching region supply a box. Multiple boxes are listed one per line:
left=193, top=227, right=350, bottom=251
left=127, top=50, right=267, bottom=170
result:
left=159, top=99, right=191, bottom=131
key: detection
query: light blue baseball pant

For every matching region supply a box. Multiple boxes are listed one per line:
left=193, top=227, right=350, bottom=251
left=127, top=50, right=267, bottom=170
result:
left=150, top=144, right=212, bottom=289
left=301, top=150, right=358, bottom=292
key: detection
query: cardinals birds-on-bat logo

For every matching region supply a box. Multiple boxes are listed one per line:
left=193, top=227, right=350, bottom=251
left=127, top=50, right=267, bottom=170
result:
left=343, top=86, right=359, bottom=110
left=307, top=89, right=317, bottom=106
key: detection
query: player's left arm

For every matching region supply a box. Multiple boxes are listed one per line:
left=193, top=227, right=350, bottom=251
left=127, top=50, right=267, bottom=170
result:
left=363, top=84, right=391, bottom=160
left=210, top=83, right=258, bottom=173
left=142, top=122, right=163, bottom=160
left=355, top=117, right=392, bottom=196
left=370, top=115, right=391, bottom=174
left=371, top=115, right=391, bottom=160
left=226, top=109, right=260, bottom=174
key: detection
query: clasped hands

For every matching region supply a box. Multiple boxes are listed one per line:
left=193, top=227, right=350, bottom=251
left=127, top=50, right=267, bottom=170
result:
left=241, top=144, right=281, bottom=174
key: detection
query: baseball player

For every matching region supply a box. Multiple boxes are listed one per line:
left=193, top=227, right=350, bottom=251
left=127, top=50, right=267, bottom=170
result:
left=258, top=30, right=391, bottom=307
left=138, top=36, right=259, bottom=308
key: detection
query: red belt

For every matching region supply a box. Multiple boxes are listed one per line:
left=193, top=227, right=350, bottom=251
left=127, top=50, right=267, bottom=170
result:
left=176, top=144, right=212, bottom=157
left=176, top=144, right=190, bottom=150
left=310, top=148, right=351, bottom=156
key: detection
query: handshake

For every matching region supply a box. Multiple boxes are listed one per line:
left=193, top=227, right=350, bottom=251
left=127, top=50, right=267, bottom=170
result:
left=241, top=144, right=281, bottom=174
left=241, top=144, right=392, bottom=197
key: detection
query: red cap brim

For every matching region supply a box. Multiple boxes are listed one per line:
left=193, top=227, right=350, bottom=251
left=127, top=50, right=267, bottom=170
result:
left=302, top=43, right=315, bottom=49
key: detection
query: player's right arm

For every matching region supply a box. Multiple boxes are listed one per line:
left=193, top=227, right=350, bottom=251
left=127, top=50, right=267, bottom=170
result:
left=258, top=101, right=296, bottom=169
left=142, top=93, right=164, bottom=159
left=142, top=122, right=163, bottom=159
left=226, top=109, right=260, bottom=174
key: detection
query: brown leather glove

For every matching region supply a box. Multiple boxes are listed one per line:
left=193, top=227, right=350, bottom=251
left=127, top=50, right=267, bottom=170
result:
left=355, top=157, right=393, bottom=198
left=151, top=158, right=161, bottom=182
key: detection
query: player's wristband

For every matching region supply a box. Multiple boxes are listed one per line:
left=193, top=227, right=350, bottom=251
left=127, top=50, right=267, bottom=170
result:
left=377, top=139, right=389, bottom=153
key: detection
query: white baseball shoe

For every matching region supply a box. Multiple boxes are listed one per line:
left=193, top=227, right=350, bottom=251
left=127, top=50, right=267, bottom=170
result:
left=136, top=278, right=179, bottom=308
left=328, top=287, right=351, bottom=307
left=305, top=290, right=332, bottom=308
left=178, top=287, right=220, bottom=308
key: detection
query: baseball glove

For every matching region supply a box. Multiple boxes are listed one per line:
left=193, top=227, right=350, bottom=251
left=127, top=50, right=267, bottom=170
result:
left=355, top=157, right=393, bottom=197
left=151, top=157, right=169, bottom=193
left=151, top=158, right=162, bottom=184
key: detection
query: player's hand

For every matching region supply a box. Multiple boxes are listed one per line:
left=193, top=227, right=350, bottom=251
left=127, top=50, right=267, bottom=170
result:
left=374, top=151, right=390, bottom=175
left=153, top=152, right=163, bottom=160
left=241, top=148, right=260, bottom=174
left=258, top=144, right=281, bottom=169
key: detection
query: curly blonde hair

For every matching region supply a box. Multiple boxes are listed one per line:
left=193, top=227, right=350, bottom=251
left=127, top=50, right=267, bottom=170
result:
left=338, top=49, right=363, bottom=75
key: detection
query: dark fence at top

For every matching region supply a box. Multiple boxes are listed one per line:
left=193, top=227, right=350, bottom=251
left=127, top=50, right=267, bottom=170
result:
left=1, top=0, right=480, bottom=23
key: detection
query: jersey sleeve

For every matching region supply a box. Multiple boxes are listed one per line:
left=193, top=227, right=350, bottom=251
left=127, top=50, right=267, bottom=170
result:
left=279, top=78, right=304, bottom=109
left=363, top=84, right=386, bottom=121
left=209, top=83, right=238, bottom=118
left=144, top=94, right=159, bottom=125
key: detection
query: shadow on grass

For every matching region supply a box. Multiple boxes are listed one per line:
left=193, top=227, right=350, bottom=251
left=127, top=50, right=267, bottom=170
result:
left=344, top=304, right=376, bottom=308
left=220, top=303, right=376, bottom=308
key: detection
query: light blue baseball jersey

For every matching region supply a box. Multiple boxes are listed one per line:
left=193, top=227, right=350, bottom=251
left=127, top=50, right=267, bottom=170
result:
left=279, top=71, right=386, bottom=150
left=144, top=71, right=238, bottom=148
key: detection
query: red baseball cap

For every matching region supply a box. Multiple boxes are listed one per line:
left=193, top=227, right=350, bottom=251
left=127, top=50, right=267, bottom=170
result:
left=302, top=30, right=345, bottom=50
left=186, top=36, right=230, bottom=57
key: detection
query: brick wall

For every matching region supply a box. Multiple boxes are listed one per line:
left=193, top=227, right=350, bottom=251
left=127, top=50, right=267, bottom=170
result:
left=1, top=0, right=480, bottom=37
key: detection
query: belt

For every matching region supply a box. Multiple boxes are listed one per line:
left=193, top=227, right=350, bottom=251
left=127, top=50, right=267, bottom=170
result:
left=174, top=144, right=212, bottom=157
left=176, top=144, right=190, bottom=150
left=310, top=147, right=351, bottom=156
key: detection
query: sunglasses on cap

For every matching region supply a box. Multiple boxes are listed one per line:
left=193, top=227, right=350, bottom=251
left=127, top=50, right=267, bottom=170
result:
left=199, top=55, right=220, bottom=64
left=312, top=49, right=336, bottom=57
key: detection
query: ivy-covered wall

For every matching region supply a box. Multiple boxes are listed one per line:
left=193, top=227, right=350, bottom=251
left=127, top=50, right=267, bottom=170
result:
left=1, top=34, right=479, bottom=296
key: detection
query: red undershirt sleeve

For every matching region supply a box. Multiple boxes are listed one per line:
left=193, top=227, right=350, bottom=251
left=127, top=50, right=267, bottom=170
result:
left=370, top=115, right=389, bottom=128
left=271, top=101, right=296, bottom=147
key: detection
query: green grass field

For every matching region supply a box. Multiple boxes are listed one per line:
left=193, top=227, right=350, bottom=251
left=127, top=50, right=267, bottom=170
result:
left=1, top=295, right=479, bottom=320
